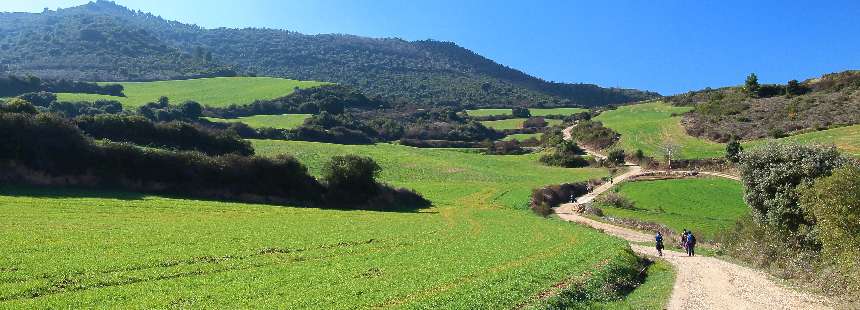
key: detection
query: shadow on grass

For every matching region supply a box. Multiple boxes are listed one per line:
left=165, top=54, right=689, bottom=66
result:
left=0, top=185, right=435, bottom=213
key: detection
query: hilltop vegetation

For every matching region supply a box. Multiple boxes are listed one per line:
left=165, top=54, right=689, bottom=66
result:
left=55, top=77, right=328, bottom=108
left=670, top=71, right=860, bottom=142
left=0, top=1, right=658, bottom=107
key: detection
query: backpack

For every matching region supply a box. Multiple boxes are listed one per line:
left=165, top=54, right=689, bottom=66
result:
left=687, top=234, right=696, bottom=245
left=656, top=234, right=663, bottom=242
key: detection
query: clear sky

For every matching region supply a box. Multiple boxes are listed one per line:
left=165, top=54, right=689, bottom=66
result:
left=4, top=0, right=859, bottom=94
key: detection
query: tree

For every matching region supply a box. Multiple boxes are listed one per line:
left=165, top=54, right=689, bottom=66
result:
left=725, top=137, right=743, bottom=163
left=739, top=143, right=847, bottom=239
left=512, top=107, right=531, bottom=118
left=0, top=98, right=37, bottom=114
left=658, top=128, right=680, bottom=169
left=785, top=79, right=808, bottom=96
left=607, top=149, right=626, bottom=166
left=522, top=117, right=548, bottom=128
left=179, top=101, right=203, bottom=118
left=322, top=155, right=382, bottom=204
left=744, top=73, right=760, bottom=97
left=799, top=165, right=860, bottom=272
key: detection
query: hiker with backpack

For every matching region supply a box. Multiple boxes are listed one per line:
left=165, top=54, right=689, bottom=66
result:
left=680, top=229, right=689, bottom=252
left=686, top=231, right=697, bottom=256
left=655, top=231, right=664, bottom=257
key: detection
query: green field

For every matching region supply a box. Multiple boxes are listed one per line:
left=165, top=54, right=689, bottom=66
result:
left=596, top=177, right=747, bottom=240
left=594, top=101, right=726, bottom=159
left=503, top=133, right=543, bottom=141
left=481, top=118, right=562, bottom=130
left=467, top=107, right=588, bottom=117
left=0, top=142, right=648, bottom=308
left=204, top=114, right=311, bottom=130
left=745, top=124, right=860, bottom=157
left=55, top=77, right=328, bottom=108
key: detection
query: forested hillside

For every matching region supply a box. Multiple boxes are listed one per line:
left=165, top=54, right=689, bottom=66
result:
left=0, top=1, right=658, bottom=107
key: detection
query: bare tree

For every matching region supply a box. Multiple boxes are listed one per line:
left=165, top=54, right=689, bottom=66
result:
left=658, top=128, right=681, bottom=169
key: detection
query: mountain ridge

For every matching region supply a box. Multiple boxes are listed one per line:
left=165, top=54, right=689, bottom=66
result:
left=0, top=0, right=660, bottom=107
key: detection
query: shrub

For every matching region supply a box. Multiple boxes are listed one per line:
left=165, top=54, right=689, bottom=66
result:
left=530, top=183, right=589, bottom=213
left=799, top=165, right=860, bottom=275
left=739, top=143, right=847, bottom=245
left=725, top=138, right=743, bottom=163
left=322, top=155, right=382, bottom=205
left=607, top=149, right=626, bottom=166
left=486, top=140, right=527, bottom=155
left=565, top=120, right=619, bottom=149
left=512, top=107, right=531, bottom=118
left=539, top=152, right=590, bottom=168
left=0, top=98, right=37, bottom=114
left=598, top=192, right=636, bottom=210
left=522, top=117, right=548, bottom=128
left=76, top=115, right=254, bottom=156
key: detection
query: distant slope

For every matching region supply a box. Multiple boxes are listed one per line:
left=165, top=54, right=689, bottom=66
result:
left=0, top=0, right=659, bottom=107
left=670, top=70, right=860, bottom=142
left=55, top=77, right=328, bottom=107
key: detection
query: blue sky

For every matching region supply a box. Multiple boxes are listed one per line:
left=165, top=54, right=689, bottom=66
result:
left=4, top=1, right=859, bottom=94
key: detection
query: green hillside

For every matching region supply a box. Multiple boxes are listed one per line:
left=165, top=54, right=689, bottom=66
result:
left=597, top=177, right=747, bottom=240
left=746, top=124, right=860, bottom=157
left=0, top=141, right=640, bottom=308
left=594, top=101, right=725, bottom=159
left=204, top=114, right=312, bottom=130
left=55, top=77, right=328, bottom=108
left=592, top=101, right=860, bottom=159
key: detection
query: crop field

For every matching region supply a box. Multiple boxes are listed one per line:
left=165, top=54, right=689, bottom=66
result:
left=594, top=101, right=726, bottom=159
left=55, top=77, right=328, bottom=108
left=467, top=107, right=588, bottom=117
left=596, top=177, right=747, bottom=240
left=204, top=114, right=311, bottom=129
left=0, top=142, right=648, bottom=308
left=481, top=118, right=562, bottom=130
left=503, top=133, right=543, bottom=141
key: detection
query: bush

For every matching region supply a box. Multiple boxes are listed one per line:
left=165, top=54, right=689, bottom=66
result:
left=598, top=192, right=636, bottom=210
left=799, top=165, right=860, bottom=275
left=512, top=107, right=531, bottom=118
left=539, top=152, right=590, bottom=168
left=565, top=120, right=619, bottom=149
left=522, top=117, right=548, bottom=128
left=530, top=183, right=589, bottom=214
left=607, top=149, right=626, bottom=166
left=725, top=138, right=743, bottom=163
left=76, top=114, right=254, bottom=156
left=486, top=140, right=527, bottom=155
left=322, top=155, right=382, bottom=205
left=0, top=98, right=37, bottom=114
left=739, top=143, right=847, bottom=241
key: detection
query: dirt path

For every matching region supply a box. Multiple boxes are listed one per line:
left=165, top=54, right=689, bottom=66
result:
left=558, top=125, right=830, bottom=309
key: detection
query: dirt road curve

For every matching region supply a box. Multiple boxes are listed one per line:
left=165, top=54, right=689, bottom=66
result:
left=556, top=207, right=831, bottom=309
left=558, top=125, right=830, bottom=309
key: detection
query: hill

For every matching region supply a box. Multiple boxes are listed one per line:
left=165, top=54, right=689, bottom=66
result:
left=669, top=71, right=860, bottom=142
left=55, top=77, right=328, bottom=108
left=0, top=1, right=659, bottom=107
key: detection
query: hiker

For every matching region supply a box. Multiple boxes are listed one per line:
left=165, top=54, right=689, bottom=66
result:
left=686, top=231, right=697, bottom=257
left=680, top=229, right=689, bottom=252
left=655, top=231, right=664, bottom=257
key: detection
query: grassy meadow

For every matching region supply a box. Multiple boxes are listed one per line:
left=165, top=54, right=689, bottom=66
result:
left=594, top=101, right=726, bottom=159
left=0, top=142, right=653, bottom=308
left=596, top=177, right=747, bottom=240
left=204, top=114, right=311, bottom=130
left=745, top=124, right=860, bottom=157
left=55, top=77, right=328, bottom=108
left=467, top=107, right=588, bottom=117
left=481, top=118, right=562, bottom=130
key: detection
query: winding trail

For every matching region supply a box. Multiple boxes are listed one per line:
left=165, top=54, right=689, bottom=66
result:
left=556, top=125, right=831, bottom=309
